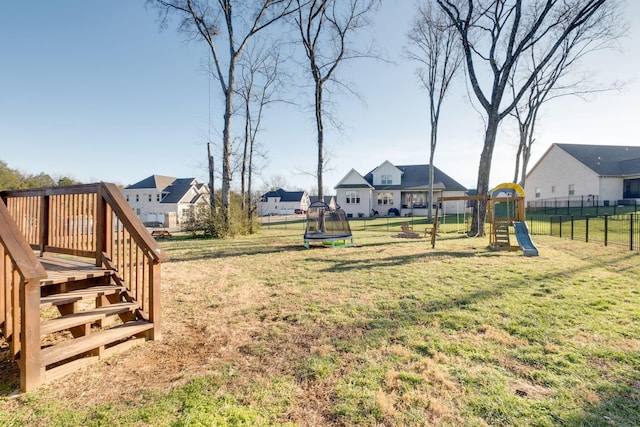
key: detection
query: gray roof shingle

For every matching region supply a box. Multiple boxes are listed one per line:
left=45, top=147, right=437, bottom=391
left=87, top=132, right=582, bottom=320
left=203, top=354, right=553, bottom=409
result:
left=361, top=164, right=466, bottom=191
left=261, top=188, right=306, bottom=202
left=160, top=178, right=197, bottom=204
left=125, top=175, right=176, bottom=191
left=557, top=144, right=640, bottom=176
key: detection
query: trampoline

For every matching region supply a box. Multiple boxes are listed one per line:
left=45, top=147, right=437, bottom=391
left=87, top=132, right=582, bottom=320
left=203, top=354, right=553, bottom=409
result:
left=303, top=201, right=354, bottom=248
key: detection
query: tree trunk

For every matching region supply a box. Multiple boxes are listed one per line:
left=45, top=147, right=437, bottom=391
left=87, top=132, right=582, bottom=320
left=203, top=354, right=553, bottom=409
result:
left=315, top=80, right=324, bottom=202
left=428, top=122, right=437, bottom=221
left=247, top=132, right=255, bottom=233
left=207, top=143, right=215, bottom=212
left=241, top=98, right=250, bottom=212
left=221, top=64, right=234, bottom=228
left=470, top=114, right=499, bottom=237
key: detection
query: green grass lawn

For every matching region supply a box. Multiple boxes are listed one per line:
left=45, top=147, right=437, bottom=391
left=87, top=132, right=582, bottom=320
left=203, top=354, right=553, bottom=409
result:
left=1, top=227, right=639, bottom=426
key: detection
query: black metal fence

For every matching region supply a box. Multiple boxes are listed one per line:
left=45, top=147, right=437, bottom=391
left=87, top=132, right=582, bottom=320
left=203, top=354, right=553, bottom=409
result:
left=262, top=211, right=640, bottom=251
left=527, top=213, right=640, bottom=251
left=527, top=195, right=639, bottom=216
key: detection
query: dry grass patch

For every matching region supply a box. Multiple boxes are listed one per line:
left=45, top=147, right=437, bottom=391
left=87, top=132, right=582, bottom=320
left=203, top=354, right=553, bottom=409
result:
left=1, top=230, right=639, bottom=426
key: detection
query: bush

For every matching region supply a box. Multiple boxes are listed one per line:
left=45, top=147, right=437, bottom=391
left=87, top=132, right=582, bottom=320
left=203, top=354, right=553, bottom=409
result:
left=181, top=194, right=260, bottom=238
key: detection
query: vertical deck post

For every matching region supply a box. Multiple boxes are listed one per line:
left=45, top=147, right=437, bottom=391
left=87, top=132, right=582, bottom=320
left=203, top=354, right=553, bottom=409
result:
left=149, top=261, right=161, bottom=341
left=95, top=186, right=106, bottom=267
left=20, top=279, right=42, bottom=391
left=39, top=192, right=50, bottom=256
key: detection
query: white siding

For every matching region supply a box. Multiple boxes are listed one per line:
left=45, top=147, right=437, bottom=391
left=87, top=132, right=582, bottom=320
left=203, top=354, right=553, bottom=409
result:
left=337, top=188, right=372, bottom=218
left=122, top=180, right=209, bottom=226
left=372, top=161, right=402, bottom=186
left=372, top=190, right=402, bottom=215
left=525, top=146, right=600, bottom=202
left=599, top=177, right=623, bottom=203
left=122, top=188, right=167, bottom=222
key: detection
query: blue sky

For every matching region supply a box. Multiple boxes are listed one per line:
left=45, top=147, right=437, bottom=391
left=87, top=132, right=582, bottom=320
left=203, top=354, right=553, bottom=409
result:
left=1, top=1, right=638, bottom=192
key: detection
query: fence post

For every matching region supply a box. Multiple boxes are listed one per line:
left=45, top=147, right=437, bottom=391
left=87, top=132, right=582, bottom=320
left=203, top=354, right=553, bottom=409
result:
left=585, top=216, right=589, bottom=243
left=571, top=215, right=574, bottom=240
left=630, top=213, right=634, bottom=251
left=559, top=216, right=562, bottom=238
left=604, top=215, right=608, bottom=247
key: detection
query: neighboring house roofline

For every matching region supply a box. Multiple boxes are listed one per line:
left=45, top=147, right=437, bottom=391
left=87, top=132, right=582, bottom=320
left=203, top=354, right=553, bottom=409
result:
left=362, top=163, right=466, bottom=192
left=260, top=188, right=308, bottom=202
left=125, top=175, right=177, bottom=191
left=334, top=168, right=374, bottom=189
left=527, top=143, right=640, bottom=180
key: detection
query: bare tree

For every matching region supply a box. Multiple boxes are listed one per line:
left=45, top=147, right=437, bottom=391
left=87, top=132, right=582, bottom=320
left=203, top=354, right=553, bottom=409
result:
left=236, top=41, right=287, bottom=230
left=151, top=0, right=295, bottom=233
left=510, top=7, right=624, bottom=187
left=293, top=0, right=380, bottom=202
left=407, top=1, right=462, bottom=221
left=436, top=0, right=618, bottom=236
left=263, top=173, right=289, bottom=191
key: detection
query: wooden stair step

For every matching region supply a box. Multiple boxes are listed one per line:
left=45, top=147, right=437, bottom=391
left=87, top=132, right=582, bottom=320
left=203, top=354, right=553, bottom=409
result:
left=40, top=285, right=125, bottom=309
left=41, top=320, right=153, bottom=367
left=40, top=302, right=138, bottom=336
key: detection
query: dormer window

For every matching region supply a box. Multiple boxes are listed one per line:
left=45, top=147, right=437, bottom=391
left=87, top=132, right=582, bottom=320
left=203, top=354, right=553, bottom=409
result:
left=381, top=175, right=392, bottom=185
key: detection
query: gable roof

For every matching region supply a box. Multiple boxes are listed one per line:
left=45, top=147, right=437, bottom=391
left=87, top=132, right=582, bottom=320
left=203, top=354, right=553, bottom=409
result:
left=160, top=178, right=199, bottom=204
left=125, top=175, right=208, bottom=205
left=125, top=175, right=176, bottom=191
left=334, top=168, right=374, bottom=189
left=555, top=144, right=640, bottom=176
left=261, top=188, right=306, bottom=202
left=363, top=164, right=466, bottom=191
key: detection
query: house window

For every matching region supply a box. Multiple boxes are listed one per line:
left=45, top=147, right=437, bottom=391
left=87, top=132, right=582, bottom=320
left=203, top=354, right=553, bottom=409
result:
left=136, top=194, right=139, bottom=202
left=404, top=192, right=426, bottom=208
left=157, top=194, right=161, bottom=202
left=346, top=191, right=360, bottom=204
left=136, top=208, right=141, bottom=215
left=126, top=195, right=129, bottom=202
left=381, top=175, right=392, bottom=185
left=377, top=192, right=393, bottom=205
left=551, top=186, right=556, bottom=194
left=148, top=194, right=152, bottom=202
left=535, top=187, right=541, bottom=198
left=624, top=178, right=640, bottom=198
left=568, top=184, right=575, bottom=196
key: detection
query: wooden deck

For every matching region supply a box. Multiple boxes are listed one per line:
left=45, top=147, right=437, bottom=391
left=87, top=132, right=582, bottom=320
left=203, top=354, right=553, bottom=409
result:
left=39, top=255, right=114, bottom=286
left=1, top=182, right=167, bottom=391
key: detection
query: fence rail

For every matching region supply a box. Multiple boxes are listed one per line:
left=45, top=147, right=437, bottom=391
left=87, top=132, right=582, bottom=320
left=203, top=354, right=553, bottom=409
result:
left=527, top=213, right=640, bottom=251
left=262, top=212, right=640, bottom=251
left=527, top=195, right=639, bottom=216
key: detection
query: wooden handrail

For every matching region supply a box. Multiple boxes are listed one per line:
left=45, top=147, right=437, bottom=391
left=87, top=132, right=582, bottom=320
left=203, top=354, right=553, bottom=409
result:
left=1, top=182, right=168, bottom=390
left=0, top=198, right=46, bottom=282
left=100, top=182, right=169, bottom=263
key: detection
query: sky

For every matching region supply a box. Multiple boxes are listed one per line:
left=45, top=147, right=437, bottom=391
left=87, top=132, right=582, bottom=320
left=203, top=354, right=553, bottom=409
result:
left=1, top=1, right=638, bottom=193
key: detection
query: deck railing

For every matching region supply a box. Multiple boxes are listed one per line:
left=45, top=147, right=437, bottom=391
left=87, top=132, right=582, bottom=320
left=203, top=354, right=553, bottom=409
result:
left=0, top=197, right=47, bottom=390
left=0, top=183, right=168, bottom=390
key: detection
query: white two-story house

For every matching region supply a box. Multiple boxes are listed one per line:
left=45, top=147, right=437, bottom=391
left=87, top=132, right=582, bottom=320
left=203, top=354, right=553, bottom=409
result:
left=334, top=161, right=468, bottom=218
left=122, top=175, right=210, bottom=227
